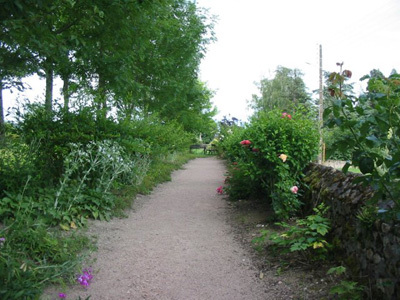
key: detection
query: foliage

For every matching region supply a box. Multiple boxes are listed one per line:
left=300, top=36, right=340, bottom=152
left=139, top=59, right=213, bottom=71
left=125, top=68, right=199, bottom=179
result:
left=268, top=203, right=331, bottom=260
left=329, top=281, right=364, bottom=299
left=0, top=133, right=38, bottom=197
left=323, top=126, right=353, bottom=160
left=0, top=140, right=151, bottom=229
left=327, top=266, right=365, bottom=299
left=220, top=109, right=319, bottom=218
left=216, top=116, right=243, bottom=156
left=322, top=69, right=355, bottom=161
left=324, top=69, right=400, bottom=215
left=224, top=161, right=262, bottom=201
left=1, top=0, right=216, bottom=123
left=356, top=205, right=378, bottom=227
left=0, top=101, right=194, bottom=229
left=0, top=216, right=91, bottom=299
left=119, top=115, right=193, bottom=157
left=249, top=66, right=314, bottom=114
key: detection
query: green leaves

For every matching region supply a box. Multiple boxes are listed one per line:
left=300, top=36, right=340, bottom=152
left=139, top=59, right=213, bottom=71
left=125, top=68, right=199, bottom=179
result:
left=358, top=156, right=374, bottom=174
left=250, top=66, right=313, bottom=114
left=324, top=69, right=400, bottom=211
left=220, top=109, right=319, bottom=218
left=267, top=203, right=331, bottom=259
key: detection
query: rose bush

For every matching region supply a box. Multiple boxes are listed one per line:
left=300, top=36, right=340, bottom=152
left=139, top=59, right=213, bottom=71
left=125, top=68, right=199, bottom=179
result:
left=220, top=110, right=319, bottom=219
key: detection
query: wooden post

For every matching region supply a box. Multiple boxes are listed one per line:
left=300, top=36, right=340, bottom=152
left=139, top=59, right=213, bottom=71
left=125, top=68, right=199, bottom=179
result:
left=318, top=44, right=324, bottom=164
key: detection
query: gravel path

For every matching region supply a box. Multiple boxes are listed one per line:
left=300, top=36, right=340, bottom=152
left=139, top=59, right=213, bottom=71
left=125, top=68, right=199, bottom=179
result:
left=48, top=157, right=282, bottom=300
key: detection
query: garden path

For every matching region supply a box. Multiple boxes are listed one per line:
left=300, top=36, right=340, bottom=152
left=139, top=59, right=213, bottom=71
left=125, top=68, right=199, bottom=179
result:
left=44, top=157, right=292, bottom=300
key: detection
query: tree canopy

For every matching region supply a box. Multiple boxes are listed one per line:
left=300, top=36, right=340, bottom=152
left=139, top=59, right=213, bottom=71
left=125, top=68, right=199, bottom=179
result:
left=249, top=66, right=312, bottom=115
left=0, top=0, right=217, bottom=136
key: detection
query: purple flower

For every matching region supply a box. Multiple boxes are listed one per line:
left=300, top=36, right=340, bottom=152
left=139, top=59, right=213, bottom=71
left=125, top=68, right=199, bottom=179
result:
left=58, top=293, right=67, bottom=299
left=77, top=268, right=93, bottom=288
left=0, top=237, right=5, bottom=242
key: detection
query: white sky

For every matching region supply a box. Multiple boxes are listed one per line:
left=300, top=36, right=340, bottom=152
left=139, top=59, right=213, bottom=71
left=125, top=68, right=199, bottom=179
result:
left=197, top=0, right=400, bottom=121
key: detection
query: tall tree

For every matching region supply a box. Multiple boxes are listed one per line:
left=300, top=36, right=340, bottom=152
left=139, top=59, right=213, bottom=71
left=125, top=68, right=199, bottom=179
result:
left=1, top=0, right=105, bottom=112
left=250, top=66, right=311, bottom=114
left=1, top=0, right=215, bottom=132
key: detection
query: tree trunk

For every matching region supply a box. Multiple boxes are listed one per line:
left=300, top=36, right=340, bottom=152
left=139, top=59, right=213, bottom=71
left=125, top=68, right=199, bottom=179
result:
left=62, top=73, right=70, bottom=111
left=0, top=79, right=4, bottom=138
left=45, top=65, right=53, bottom=112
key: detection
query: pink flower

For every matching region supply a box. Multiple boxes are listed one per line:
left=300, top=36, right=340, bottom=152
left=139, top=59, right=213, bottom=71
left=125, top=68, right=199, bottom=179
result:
left=58, top=293, right=67, bottom=299
left=240, top=140, right=251, bottom=146
left=216, top=186, right=224, bottom=194
left=290, top=186, right=299, bottom=194
left=281, top=112, right=292, bottom=120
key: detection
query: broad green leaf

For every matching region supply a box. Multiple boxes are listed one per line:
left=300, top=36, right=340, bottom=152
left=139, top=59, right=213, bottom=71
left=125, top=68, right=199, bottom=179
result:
left=359, top=156, right=374, bottom=174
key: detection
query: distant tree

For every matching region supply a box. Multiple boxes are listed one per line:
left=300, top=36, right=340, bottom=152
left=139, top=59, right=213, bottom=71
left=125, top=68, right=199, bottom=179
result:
left=250, top=66, right=312, bottom=114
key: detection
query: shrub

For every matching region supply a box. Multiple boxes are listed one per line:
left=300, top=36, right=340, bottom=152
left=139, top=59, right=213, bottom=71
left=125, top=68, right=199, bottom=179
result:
left=221, top=110, right=319, bottom=218
left=324, top=69, right=400, bottom=215
left=0, top=134, right=39, bottom=197
left=0, top=140, right=151, bottom=228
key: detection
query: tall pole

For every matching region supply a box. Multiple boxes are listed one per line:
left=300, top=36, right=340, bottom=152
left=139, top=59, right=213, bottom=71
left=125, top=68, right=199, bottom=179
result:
left=318, top=44, right=324, bottom=164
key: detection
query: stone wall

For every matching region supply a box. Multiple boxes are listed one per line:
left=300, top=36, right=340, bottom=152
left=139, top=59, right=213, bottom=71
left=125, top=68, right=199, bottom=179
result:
left=302, top=163, right=399, bottom=299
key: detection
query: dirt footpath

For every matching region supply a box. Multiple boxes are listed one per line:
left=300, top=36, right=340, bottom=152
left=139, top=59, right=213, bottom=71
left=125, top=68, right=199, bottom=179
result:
left=45, top=157, right=294, bottom=300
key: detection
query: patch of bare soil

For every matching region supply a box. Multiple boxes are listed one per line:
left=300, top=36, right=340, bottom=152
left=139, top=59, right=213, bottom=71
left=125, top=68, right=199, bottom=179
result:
left=225, top=198, right=342, bottom=299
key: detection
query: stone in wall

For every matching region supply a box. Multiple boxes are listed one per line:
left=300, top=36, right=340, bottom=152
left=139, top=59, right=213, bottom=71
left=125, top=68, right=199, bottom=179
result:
left=302, top=163, right=400, bottom=299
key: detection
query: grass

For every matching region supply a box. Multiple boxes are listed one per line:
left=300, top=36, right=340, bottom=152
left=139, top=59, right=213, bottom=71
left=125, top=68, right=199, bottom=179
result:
left=348, top=167, right=361, bottom=174
left=0, top=216, right=94, bottom=299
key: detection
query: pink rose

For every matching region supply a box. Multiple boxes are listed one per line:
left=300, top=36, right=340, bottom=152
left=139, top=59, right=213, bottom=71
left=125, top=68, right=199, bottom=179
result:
left=282, top=112, right=292, bottom=120
left=240, top=140, right=251, bottom=146
left=216, top=186, right=223, bottom=194
left=290, top=186, right=299, bottom=194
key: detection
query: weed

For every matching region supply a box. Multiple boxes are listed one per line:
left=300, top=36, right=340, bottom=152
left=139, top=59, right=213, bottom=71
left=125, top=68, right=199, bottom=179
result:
left=327, top=266, right=365, bottom=299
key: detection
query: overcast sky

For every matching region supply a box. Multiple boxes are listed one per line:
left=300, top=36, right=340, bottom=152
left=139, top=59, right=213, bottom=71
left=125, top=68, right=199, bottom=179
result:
left=197, top=0, right=400, bottom=121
